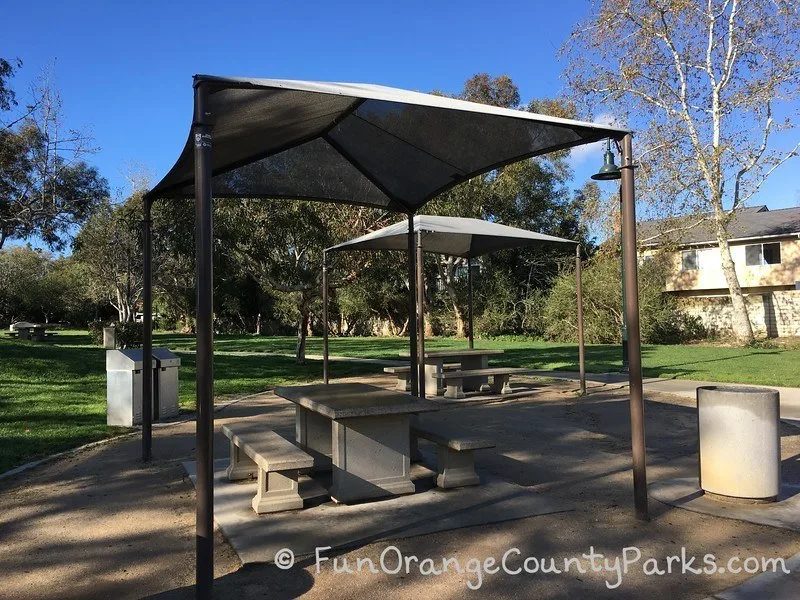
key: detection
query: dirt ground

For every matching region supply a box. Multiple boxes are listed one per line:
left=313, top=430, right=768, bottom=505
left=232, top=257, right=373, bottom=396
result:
left=1, top=374, right=798, bottom=600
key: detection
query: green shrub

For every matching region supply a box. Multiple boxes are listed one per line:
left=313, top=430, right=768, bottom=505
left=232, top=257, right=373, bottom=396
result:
left=542, top=249, right=706, bottom=345
left=87, top=321, right=144, bottom=349
left=87, top=321, right=105, bottom=345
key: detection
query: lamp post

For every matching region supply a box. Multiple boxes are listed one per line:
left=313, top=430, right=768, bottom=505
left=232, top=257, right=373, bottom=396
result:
left=591, top=139, right=628, bottom=372
left=592, top=136, right=648, bottom=520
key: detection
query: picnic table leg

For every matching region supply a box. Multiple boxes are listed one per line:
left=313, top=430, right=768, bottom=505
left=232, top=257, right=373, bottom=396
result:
left=329, top=414, right=414, bottom=503
left=295, top=405, right=332, bottom=471
left=410, top=414, right=422, bottom=462
left=461, top=356, right=491, bottom=392
left=424, top=358, right=444, bottom=396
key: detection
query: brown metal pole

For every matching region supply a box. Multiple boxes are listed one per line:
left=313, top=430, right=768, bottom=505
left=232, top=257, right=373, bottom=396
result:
left=416, top=231, right=426, bottom=398
left=193, top=80, right=215, bottom=597
left=576, top=244, right=586, bottom=396
left=620, top=133, right=649, bottom=521
left=141, top=197, right=153, bottom=461
left=407, top=214, right=418, bottom=396
left=322, top=251, right=329, bottom=384
left=467, top=257, right=474, bottom=349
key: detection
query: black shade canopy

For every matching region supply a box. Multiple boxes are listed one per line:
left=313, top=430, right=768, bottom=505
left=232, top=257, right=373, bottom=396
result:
left=146, top=75, right=628, bottom=212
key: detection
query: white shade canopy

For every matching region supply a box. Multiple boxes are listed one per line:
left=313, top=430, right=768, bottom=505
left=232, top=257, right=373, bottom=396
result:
left=326, top=215, right=577, bottom=258
left=146, top=75, right=628, bottom=213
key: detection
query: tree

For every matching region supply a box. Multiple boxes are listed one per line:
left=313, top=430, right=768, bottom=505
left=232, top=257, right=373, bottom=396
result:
left=74, top=197, right=143, bottom=323
left=563, top=0, right=800, bottom=344
left=217, top=199, right=392, bottom=362
left=425, top=74, right=589, bottom=337
left=1, top=61, right=108, bottom=250
left=0, top=246, right=89, bottom=324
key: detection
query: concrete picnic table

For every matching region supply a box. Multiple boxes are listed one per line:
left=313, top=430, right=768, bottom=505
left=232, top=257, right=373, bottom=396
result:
left=12, top=325, right=48, bottom=342
left=400, top=348, right=505, bottom=396
left=274, top=382, right=439, bottom=503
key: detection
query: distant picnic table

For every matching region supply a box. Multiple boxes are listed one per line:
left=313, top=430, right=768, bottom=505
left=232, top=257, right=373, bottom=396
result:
left=6, top=324, right=57, bottom=342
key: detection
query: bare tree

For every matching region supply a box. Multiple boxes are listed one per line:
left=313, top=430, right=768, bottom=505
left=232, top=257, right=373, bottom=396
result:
left=563, top=0, right=800, bottom=343
left=0, top=62, right=107, bottom=250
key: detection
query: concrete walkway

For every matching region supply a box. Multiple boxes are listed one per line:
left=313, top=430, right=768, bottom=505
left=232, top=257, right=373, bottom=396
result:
left=528, top=370, right=800, bottom=421
left=1, top=374, right=799, bottom=599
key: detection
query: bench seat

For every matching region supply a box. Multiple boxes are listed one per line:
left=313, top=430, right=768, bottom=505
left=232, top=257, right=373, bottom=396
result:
left=384, top=363, right=460, bottom=391
left=222, top=420, right=313, bottom=514
left=434, top=367, right=534, bottom=398
left=412, top=420, right=495, bottom=488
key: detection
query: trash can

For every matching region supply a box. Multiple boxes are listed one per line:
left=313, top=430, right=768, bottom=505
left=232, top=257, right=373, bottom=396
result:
left=152, top=348, right=180, bottom=420
left=103, top=327, right=116, bottom=349
left=698, top=385, right=780, bottom=502
left=106, top=349, right=156, bottom=427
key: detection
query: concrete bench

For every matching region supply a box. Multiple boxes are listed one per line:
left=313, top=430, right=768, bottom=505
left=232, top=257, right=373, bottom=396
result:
left=4, top=332, right=19, bottom=338
left=222, top=421, right=313, bottom=514
left=434, top=367, right=534, bottom=399
left=412, top=420, right=495, bottom=488
left=384, top=363, right=459, bottom=391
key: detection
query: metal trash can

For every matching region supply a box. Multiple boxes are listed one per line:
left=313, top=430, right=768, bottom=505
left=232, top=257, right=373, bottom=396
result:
left=698, top=385, right=780, bottom=502
left=106, top=349, right=156, bottom=427
left=152, top=348, right=180, bottom=420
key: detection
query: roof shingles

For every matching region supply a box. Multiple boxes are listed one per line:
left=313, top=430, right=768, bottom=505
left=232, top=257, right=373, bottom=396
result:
left=639, top=206, right=800, bottom=247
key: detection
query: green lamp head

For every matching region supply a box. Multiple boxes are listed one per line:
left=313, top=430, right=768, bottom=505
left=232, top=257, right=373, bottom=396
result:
left=591, top=139, right=621, bottom=181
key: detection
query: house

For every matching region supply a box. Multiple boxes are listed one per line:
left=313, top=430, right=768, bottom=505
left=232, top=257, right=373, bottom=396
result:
left=638, top=206, right=800, bottom=337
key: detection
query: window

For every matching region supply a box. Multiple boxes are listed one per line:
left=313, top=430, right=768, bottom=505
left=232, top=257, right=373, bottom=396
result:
left=745, top=242, right=781, bottom=266
left=763, top=242, right=781, bottom=265
left=681, top=250, right=698, bottom=271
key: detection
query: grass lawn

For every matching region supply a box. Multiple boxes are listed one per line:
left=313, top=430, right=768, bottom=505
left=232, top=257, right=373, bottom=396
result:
left=161, top=333, right=800, bottom=388
left=2, top=329, right=798, bottom=474
left=0, top=330, right=374, bottom=474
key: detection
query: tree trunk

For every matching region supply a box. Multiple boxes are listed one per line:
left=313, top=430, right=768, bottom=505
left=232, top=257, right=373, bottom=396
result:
left=453, top=303, right=466, bottom=338
left=716, top=231, right=755, bottom=343
left=255, top=312, right=262, bottom=335
left=295, top=306, right=310, bottom=364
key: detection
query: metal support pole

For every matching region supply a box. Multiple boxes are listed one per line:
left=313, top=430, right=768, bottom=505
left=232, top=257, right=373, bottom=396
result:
left=193, top=81, right=215, bottom=597
left=576, top=244, right=586, bottom=396
left=407, top=214, right=418, bottom=396
left=467, top=257, right=474, bottom=349
left=142, top=197, right=153, bottom=461
left=416, top=231, right=426, bottom=398
left=620, top=133, right=649, bottom=521
left=322, top=252, right=329, bottom=384
left=620, top=187, right=629, bottom=373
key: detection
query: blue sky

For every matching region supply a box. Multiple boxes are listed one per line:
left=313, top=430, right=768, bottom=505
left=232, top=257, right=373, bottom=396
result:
left=3, top=0, right=798, bottom=220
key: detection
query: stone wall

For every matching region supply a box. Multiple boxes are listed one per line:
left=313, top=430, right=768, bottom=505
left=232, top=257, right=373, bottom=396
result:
left=678, top=290, right=800, bottom=337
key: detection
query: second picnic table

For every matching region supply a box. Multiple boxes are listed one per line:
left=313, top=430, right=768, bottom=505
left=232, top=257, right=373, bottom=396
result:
left=400, top=348, right=505, bottom=396
left=274, top=382, right=439, bottom=503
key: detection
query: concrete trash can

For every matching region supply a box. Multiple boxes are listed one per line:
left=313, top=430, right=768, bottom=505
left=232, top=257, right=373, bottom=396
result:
left=698, top=385, right=780, bottom=502
left=103, top=326, right=116, bottom=349
left=106, top=349, right=156, bottom=427
left=152, top=348, right=180, bottom=420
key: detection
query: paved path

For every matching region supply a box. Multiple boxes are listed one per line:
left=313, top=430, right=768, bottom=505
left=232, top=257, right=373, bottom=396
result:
left=527, top=370, right=800, bottom=421
left=3, top=374, right=799, bottom=599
